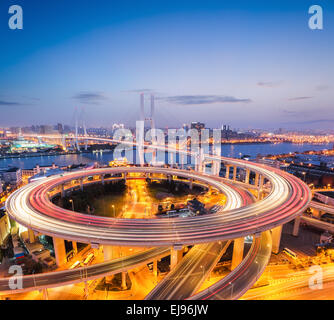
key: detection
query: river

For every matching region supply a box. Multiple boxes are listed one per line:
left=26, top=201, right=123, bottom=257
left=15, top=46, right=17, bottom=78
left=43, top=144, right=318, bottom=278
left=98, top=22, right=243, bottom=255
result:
left=0, top=142, right=332, bottom=170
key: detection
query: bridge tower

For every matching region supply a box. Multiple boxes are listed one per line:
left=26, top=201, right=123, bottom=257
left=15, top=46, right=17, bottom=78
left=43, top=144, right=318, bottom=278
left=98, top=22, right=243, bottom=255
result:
left=139, top=93, right=155, bottom=130
left=138, top=93, right=156, bottom=166
left=72, top=106, right=89, bottom=152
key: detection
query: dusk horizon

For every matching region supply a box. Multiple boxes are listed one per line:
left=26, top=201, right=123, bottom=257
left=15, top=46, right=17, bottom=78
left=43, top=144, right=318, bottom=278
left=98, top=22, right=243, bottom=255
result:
left=0, top=0, right=333, bottom=130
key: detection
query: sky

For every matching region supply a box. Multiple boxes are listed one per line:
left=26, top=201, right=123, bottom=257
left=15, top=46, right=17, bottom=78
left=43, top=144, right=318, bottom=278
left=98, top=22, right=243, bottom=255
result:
left=0, top=0, right=333, bottom=130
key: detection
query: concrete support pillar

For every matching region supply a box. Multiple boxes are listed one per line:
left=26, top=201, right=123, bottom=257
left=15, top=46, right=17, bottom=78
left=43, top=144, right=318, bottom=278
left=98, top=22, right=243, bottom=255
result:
left=61, top=184, right=65, bottom=198
left=103, top=245, right=114, bottom=261
left=189, top=179, right=193, bottom=190
left=312, top=209, right=321, bottom=218
left=212, top=161, right=221, bottom=176
left=258, top=175, right=264, bottom=189
left=28, top=229, right=35, bottom=244
left=80, top=178, right=83, bottom=191
left=225, top=165, right=231, bottom=179
left=42, top=288, right=48, bottom=300
left=211, top=162, right=215, bottom=175
left=101, top=175, right=105, bottom=186
left=123, top=172, right=127, bottom=182
left=271, top=225, right=283, bottom=254
left=180, top=154, right=184, bottom=169
left=153, top=259, right=158, bottom=279
left=292, top=216, right=301, bottom=237
left=258, top=176, right=264, bottom=199
left=233, top=166, right=237, bottom=181
left=72, top=241, right=78, bottom=255
left=53, top=237, right=67, bottom=267
left=170, top=247, right=183, bottom=270
left=231, top=238, right=244, bottom=271
left=121, top=272, right=127, bottom=290
left=245, top=169, right=250, bottom=184
left=254, top=173, right=259, bottom=187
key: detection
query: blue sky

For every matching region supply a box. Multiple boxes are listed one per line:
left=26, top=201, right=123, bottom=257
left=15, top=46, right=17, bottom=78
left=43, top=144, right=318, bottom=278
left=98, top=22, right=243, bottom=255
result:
left=0, top=0, right=333, bottom=130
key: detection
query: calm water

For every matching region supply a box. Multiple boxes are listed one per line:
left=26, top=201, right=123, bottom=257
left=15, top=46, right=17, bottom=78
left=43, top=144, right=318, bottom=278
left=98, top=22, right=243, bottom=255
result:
left=0, top=143, right=332, bottom=170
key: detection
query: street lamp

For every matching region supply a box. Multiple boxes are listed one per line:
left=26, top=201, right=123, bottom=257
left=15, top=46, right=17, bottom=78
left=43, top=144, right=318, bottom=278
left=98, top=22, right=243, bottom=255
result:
left=111, top=205, right=115, bottom=216
left=69, top=199, right=74, bottom=211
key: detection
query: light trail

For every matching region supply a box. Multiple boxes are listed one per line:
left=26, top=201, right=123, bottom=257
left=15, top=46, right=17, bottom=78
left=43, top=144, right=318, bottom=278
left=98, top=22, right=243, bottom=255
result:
left=5, top=164, right=311, bottom=246
left=2, top=135, right=312, bottom=298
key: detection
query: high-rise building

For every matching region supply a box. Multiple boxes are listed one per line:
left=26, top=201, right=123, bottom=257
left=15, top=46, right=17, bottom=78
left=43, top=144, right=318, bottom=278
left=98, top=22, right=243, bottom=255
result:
left=190, top=122, right=205, bottom=131
left=0, top=167, right=22, bottom=186
left=57, top=123, right=64, bottom=134
left=40, top=125, right=54, bottom=134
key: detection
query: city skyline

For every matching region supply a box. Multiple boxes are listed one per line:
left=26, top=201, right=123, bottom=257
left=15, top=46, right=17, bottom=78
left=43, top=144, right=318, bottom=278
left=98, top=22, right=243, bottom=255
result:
left=2, top=1, right=334, bottom=305
left=0, top=0, right=333, bottom=129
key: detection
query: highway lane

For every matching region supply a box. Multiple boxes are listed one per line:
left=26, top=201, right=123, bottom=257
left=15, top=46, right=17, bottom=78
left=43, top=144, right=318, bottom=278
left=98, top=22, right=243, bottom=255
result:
left=0, top=247, right=170, bottom=295
left=1, top=171, right=248, bottom=297
left=145, top=241, right=231, bottom=300
left=6, top=166, right=312, bottom=247
left=189, top=231, right=272, bottom=300
left=242, top=263, right=334, bottom=300
left=310, top=201, right=334, bottom=215
left=145, top=183, right=253, bottom=300
left=3, top=136, right=312, bottom=299
left=301, top=215, right=334, bottom=233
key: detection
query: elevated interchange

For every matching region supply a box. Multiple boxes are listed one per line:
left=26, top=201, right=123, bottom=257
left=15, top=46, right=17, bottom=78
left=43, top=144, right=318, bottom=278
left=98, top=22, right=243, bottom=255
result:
left=2, top=136, right=312, bottom=299
left=6, top=164, right=311, bottom=247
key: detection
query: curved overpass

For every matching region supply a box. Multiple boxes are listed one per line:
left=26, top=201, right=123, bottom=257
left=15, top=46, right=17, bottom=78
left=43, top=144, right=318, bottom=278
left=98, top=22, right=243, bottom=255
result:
left=0, top=247, right=169, bottom=295
left=189, top=231, right=272, bottom=300
left=6, top=166, right=311, bottom=247
left=2, top=135, right=312, bottom=299
left=0, top=174, right=248, bottom=296
left=310, top=201, right=334, bottom=215
left=145, top=183, right=254, bottom=300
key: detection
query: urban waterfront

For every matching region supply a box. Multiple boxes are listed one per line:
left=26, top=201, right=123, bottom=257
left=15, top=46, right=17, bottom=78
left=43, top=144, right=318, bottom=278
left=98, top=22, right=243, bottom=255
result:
left=0, top=142, right=331, bottom=170
left=1, top=0, right=334, bottom=305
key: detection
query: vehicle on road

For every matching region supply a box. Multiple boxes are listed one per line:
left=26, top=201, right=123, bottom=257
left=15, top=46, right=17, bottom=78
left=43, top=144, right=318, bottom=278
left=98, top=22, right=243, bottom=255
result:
left=283, top=247, right=297, bottom=259
left=69, top=260, right=82, bottom=269
left=83, top=253, right=95, bottom=265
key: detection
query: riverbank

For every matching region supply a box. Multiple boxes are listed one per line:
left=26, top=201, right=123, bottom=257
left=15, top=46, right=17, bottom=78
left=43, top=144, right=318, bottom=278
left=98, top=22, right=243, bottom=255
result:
left=0, top=142, right=331, bottom=170
left=0, top=151, right=82, bottom=160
